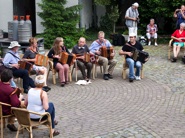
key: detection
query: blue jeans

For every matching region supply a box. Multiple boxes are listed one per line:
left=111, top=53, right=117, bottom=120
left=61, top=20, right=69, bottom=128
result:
left=46, top=102, right=55, bottom=128
left=126, top=58, right=142, bottom=79
left=10, top=78, right=16, bottom=88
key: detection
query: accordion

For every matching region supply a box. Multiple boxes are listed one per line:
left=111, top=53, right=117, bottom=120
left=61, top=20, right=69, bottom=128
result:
left=35, top=54, right=49, bottom=67
left=59, top=52, right=76, bottom=66
left=132, top=49, right=149, bottom=63
left=18, top=61, right=32, bottom=73
left=100, top=46, right=114, bottom=60
left=84, top=53, right=98, bottom=63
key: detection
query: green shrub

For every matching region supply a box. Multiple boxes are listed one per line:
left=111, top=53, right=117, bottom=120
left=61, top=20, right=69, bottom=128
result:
left=37, top=0, right=84, bottom=49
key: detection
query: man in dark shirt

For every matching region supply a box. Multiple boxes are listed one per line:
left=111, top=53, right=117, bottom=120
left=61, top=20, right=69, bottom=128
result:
left=72, top=37, right=93, bottom=81
left=119, top=33, right=143, bottom=82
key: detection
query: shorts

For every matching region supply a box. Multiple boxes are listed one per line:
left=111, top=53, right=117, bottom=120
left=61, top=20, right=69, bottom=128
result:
left=173, top=42, right=184, bottom=47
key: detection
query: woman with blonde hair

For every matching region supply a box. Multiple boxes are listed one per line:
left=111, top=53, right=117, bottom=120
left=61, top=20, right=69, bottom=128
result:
left=25, top=75, right=60, bottom=136
left=171, top=22, right=185, bottom=62
left=22, top=37, right=50, bottom=92
left=47, top=37, right=70, bottom=87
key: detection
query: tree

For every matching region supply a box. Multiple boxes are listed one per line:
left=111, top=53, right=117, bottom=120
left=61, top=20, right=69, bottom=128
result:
left=37, top=0, right=84, bottom=48
left=94, top=0, right=119, bottom=33
left=139, top=0, right=185, bottom=34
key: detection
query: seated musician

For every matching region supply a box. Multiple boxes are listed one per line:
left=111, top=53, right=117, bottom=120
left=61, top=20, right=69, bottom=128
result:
left=47, top=37, right=70, bottom=87
left=2, top=41, right=35, bottom=93
left=22, top=37, right=51, bottom=92
left=0, top=69, right=25, bottom=131
left=171, top=22, right=185, bottom=62
left=119, top=33, right=144, bottom=82
left=89, top=31, right=117, bottom=80
left=72, top=37, right=93, bottom=81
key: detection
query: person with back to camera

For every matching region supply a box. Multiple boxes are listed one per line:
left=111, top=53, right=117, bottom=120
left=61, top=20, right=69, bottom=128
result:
left=171, top=22, right=185, bottom=62
left=146, top=18, right=158, bottom=46
left=0, top=69, right=25, bottom=131
left=24, top=75, right=60, bottom=137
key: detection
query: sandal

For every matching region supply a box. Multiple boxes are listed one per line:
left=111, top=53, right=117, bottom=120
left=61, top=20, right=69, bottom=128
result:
left=53, top=130, right=60, bottom=137
left=54, top=120, right=58, bottom=125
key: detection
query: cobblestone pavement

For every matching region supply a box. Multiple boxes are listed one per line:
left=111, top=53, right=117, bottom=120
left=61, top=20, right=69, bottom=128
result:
left=3, top=44, right=185, bottom=138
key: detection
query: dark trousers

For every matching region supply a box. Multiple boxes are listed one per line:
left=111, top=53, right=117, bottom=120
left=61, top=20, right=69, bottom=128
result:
left=11, top=68, right=35, bottom=90
left=46, top=102, right=55, bottom=128
left=31, top=102, right=55, bottom=129
left=76, top=60, right=93, bottom=79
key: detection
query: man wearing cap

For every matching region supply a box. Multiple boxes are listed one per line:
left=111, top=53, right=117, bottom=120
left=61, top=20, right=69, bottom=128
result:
left=125, top=2, right=139, bottom=42
left=3, top=41, right=35, bottom=93
left=119, top=33, right=143, bottom=82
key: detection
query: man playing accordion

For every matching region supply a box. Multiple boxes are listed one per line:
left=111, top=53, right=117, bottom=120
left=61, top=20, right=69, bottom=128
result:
left=119, top=33, right=146, bottom=82
left=72, top=37, right=93, bottom=82
left=89, top=31, right=117, bottom=80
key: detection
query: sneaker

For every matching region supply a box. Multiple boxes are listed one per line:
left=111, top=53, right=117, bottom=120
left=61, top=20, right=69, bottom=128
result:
left=129, top=78, right=134, bottom=82
left=148, top=41, right=151, bottom=46
left=7, top=124, right=17, bottom=131
left=107, top=74, right=113, bottom=79
left=103, top=74, right=109, bottom=80
left=154, top=42, right=158, bottom=46
left=135, top=76, right=141, bottom=81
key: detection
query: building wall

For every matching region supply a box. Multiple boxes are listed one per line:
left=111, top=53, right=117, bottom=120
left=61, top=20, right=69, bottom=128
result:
left=36, top=0, right=45, bottom=34
left=0, top=1, right=13, bottom=32
left=79, top=0, right=93, bottom=29
left=96, top=5, right=106, bottom=27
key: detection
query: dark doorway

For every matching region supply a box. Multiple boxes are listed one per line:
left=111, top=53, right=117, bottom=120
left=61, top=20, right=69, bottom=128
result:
left=13, top=0, right=36, bottom=36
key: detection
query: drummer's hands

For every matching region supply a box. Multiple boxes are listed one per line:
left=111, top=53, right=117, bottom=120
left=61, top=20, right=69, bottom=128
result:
left=53, top=55, right=60, bottom=59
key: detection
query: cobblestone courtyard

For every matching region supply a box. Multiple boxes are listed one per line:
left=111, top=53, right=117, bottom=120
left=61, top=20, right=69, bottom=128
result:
left=4, top=44, right=185, bottom=138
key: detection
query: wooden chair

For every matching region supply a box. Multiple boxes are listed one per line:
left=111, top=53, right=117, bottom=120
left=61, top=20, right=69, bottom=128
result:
left=11, top=107, right=53, bottom=138
left=168, top=39, right=185, bottom=60
left=94, top=62, right=103, bottom=78
left=0, top=102, right=13, bottom=138
left=122, top=56, right=144, bottom=79
left=47, top=58, right=72, bottom=84
left=71, top=60, right=95, bottom=81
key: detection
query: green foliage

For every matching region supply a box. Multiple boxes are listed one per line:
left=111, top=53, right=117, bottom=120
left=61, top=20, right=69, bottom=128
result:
left=37, top=0, right=84, bottom=48
left=139, top=0, right=185, bottom=34
left=95, top=0, right=119, bottom=33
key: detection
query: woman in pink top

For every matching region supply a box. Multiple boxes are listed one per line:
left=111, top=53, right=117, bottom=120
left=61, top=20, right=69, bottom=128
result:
left=171, top=22, right=185, bottom=62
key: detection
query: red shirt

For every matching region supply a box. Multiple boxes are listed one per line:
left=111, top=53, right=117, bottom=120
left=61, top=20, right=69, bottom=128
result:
left=171, top=30, right=185, bottom=42
left=0, top=81, right=20, bottom=115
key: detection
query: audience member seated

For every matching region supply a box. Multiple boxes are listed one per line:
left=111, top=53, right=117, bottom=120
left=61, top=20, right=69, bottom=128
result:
left=2, top=41, right=35, bottom=93
left=0, top=69, right=24, bottom=131
left=24, top=75, right=60, bottom=137
left=146, top=18, right=158, bottom=46
left=22, top=37, right=51, bottom=92
left=171, top=22, right=185, bottom=62
left=47, top=37, right=70, bottom=87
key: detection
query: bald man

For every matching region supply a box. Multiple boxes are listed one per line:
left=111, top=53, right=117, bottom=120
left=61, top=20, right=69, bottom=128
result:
left=72, top=37, right=93, bottom=81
